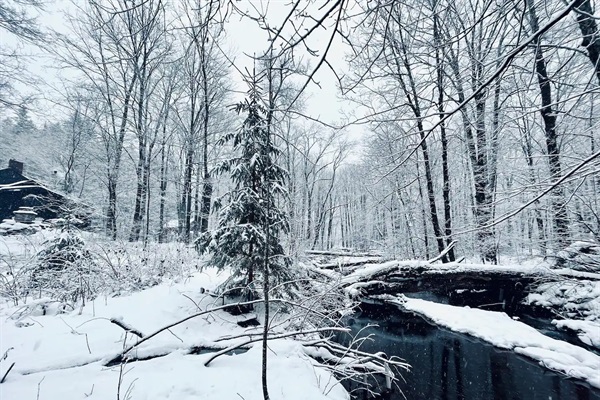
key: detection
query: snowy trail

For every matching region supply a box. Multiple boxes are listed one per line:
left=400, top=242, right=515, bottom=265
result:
left=384, top=295, right=600, bottom=388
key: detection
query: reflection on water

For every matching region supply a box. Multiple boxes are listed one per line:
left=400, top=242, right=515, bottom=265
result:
left=339, top=303, right=600, bottom=400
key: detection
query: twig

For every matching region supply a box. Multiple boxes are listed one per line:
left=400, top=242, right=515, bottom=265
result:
left=36, top=376, right=45, bottom=400
left=181, top=293, right=202, bottom=311
left=428, top=241, right=457, bottom=263
left=204, top=327, right=350, bottom=367
left=110, top=318, right=144, bottom=339
left=0, top=362, right=15, bottom=383
left=84, top=384, right=94, bottom=397
left=118, top=298, right=278, bottom=357
left=1, top=347, right=14, bottom=362
left=167, top=329, right=184, bottom=343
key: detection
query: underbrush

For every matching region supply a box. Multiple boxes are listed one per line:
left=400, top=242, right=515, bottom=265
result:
left=0, top=229, right=201, bottom=308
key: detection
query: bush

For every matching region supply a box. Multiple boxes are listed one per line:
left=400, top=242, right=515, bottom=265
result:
left=1, top=231, right=200, bottom=306
left=31, top=230, right=100, bottom=303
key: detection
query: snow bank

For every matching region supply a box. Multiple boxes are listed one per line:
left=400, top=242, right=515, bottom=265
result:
left=386, top=296, right=600, bottom=388
left=553, top=319, right=600, bottom=348
left=339, top=257, right=600, bottom=285
left=1, top=269, right=349, bottom=399
left=341, top=260, right=403, bottom=285
left=527, top=279, right=600, bottom=320
left=2, top=342, right=348, bottom=400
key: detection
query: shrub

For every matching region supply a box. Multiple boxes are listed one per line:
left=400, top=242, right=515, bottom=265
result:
left=31, top=230, right=99, bottom=303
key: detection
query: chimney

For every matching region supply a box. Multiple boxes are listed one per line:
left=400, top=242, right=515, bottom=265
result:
left=8, top=159, right=24, bottom=175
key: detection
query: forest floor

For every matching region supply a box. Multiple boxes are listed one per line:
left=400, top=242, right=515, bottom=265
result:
left=2, top=231, right=600, bottom=398
left=0, top=232, right=349, bottom=400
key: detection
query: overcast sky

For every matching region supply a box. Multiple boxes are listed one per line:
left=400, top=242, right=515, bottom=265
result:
left=2, top=0, right=366, bottom=153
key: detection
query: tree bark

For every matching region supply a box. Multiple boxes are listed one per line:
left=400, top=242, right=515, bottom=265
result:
left=573, top=0, right=600, bottom=85
left=527, top=0, right=569, bottom=249
left=181, top=148, right=194, bottom=243
left=434, top=12, right=455, bottom=262
left=390, top=32, right=447, bottom=260
left=130, top=144, right=147, bottom=242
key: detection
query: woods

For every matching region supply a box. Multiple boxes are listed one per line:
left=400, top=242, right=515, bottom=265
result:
left=1, top=1, right=600, bottom=399
left=1, top=0, right=598, bottom=263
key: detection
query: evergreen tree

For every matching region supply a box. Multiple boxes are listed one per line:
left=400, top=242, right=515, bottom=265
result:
left=13, top=106, right=36, bottom=136
left=198, top=72, right=291, bottom=300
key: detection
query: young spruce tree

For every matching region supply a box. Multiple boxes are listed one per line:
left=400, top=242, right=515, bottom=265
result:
left=198, top=71, right=291, bottom=301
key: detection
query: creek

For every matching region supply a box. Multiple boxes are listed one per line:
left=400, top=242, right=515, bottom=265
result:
left=336, top=300, right=600, bottom=400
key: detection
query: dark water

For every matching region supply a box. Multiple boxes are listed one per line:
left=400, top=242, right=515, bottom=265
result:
left=338, top=302, right=600, bottom=400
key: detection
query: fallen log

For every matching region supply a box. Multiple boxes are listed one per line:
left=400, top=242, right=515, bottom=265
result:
left=306, top=250, right=383, bottom=258
left=317, top=257, right=385, bottom=270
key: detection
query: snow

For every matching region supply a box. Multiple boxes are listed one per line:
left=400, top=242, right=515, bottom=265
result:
left=314, top=256, right=384, bottom=270
left=13, top=208, right=37, bottom=215
left=553, top=319, right=600, bottom=348
left=338, top=258, right=599, bottom=288
left=165, top=219, right=179, bottom=228
left=0, top=269, right=349, bottom=400
left=384, top=296, right=600, bottom=388
left=2, top=343, right=347, bottom=400
left=554, top=241, right=600, bottom=272
left=341, top=260, right=404, bottom=285
left=527, top=279, right=600, bottom=321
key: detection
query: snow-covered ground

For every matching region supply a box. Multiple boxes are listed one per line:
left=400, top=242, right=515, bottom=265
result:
left=384, top=295, right=600, bottom=389
left=4, top=239, right=600, bottom=399
left=0, top=269, right=349, bottom=400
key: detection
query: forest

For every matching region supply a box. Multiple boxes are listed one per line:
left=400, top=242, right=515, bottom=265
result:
left=1, top=1, right=599, bottom=400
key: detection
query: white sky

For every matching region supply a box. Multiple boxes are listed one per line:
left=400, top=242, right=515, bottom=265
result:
left=2, top=0, right=367, bottom=152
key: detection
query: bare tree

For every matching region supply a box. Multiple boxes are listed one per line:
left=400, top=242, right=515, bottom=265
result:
left=173, top=0, right=227, bottom=243
left=0, top=0, right=45, bottom=108
left=59, top=87, right=95, bottom=195
left=58, top=1, right=140, bottom=239
left=525, top=0, right=569, bottom=249
left=573, top=0, right=600, bottom=84
left=124, top=0, right=171, bottom=242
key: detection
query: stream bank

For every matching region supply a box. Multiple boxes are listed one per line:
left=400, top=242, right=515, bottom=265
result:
left=337, top=301, right=600, bottom=400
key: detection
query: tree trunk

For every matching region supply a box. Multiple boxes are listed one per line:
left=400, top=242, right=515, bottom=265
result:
left=306, top=185, right=313, bottom=242
left=416, top=161, right=431, bottom=260
left=446, top=33, right=498, bottom=263
left=473, top=87, right=496, bottom=263
left=130, top=144, right=146, bottom=242
left=527, top=0, right=569, bottom=249
left=200, top=179, right=213, bottom=234
left=434, top=13, right=455, bottom=262
left=327, top=195, right=334, bottom=249
left=200, top=48, right=213, bottom=234
left=143, top=154, right=152, bottom=245
left=182, top=149, right=194, bottom=243
left=158, top=144, right=168, bottom=243
left=193, top=163, right=201, bottom=232
left=573, top=0, right=600, bottom=85
left=391, top=33, right=447, bottom=260
left=107, top=175, right=118, bottom=240
left=522, top=128, right=547, bottom=252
